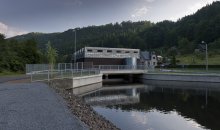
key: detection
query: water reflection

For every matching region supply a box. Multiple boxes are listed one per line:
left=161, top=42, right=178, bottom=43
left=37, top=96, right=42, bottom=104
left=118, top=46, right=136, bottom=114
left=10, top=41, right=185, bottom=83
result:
left=73, top=81, right=220, bottom=130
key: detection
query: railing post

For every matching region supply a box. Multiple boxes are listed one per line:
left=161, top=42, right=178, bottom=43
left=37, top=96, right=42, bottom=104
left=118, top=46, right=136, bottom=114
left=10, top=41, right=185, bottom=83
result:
left=31, top=72, right=33, bottom=82
left=48, top=70, right=50, bottom=81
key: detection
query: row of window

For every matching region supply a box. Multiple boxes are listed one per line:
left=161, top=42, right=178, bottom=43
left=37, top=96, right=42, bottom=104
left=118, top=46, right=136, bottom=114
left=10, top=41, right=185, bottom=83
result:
left=87, top=49, right=138, bottom=54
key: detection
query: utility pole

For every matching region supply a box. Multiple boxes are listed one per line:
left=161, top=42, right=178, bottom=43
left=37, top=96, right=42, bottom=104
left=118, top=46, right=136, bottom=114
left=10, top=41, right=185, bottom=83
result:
left=202, top=41, right=208, bottom=71
left=73, top=30, right=77, bottom=64
left=205, top=43, right=208, bottom=71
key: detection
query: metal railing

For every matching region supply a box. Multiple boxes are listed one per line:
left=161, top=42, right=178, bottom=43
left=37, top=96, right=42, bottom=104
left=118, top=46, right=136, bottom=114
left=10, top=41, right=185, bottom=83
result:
left=92, top=65, right=148, bottom=71
left=30, top=69, right=100, bottom=82
left=27, top=63, right=149, bottom=82
left=26, top=62, right=93, bottom=75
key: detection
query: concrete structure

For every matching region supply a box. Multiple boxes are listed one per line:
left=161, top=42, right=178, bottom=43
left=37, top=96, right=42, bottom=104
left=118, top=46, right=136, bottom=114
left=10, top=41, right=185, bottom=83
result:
left=51, top=74, right=103, bottom=89
left=73, top=47, right=158, bottom=68
left=141, top=73, right=220, bottom=83
left=73, top=47, right=140, bottom=65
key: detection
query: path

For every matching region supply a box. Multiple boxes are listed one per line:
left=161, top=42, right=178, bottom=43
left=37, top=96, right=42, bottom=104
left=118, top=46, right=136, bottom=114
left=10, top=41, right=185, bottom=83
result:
left=0, top=82, right=88, bottom=130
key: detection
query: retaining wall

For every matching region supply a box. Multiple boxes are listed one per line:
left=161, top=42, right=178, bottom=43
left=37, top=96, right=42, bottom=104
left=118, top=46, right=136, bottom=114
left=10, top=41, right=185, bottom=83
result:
left=51, top=74, right=103, bottom=89
left=141, top=73, right=220, bottom=83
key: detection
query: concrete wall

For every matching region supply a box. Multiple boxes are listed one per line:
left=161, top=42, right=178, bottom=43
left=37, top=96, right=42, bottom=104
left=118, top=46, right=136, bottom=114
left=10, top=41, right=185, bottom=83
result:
left=72, top=74, right=103, bottom=88
left=141, top=73, right=220, bottom=83
left=51, top=74, right=103, bottom=89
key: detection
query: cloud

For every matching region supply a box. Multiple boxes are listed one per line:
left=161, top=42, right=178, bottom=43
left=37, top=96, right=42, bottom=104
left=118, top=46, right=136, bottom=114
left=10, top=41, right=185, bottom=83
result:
left=144, top=0, right=155, bottom=3
left=188, top=0, right=214, bottom=13
left=169, top=0, right=216, bottom=21
left=0, top=22, right=28, bottom=38
left=131, top=6, right=149, bottom=19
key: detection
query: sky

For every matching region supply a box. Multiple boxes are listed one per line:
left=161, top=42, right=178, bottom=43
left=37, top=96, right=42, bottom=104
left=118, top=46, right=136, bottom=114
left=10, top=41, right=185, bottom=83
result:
left=0, top=0, right=219, bottom=37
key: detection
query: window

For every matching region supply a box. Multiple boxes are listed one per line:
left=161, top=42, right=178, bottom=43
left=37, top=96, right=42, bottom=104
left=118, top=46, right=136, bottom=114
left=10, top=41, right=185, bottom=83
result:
left=125, top=51, right=130, bottom=53
left=97, top=50, right=103, bottom=52
left=117, top=50, right=121, bottom=53
left=87, top=49, right=92, bottom=52
left=153, top=62, right=156, bottom=65
left=134, top=51, right=138, bottom=53
left=107, top=50, right=112, bottom=53
left=153, top=56, right=156, bottom=59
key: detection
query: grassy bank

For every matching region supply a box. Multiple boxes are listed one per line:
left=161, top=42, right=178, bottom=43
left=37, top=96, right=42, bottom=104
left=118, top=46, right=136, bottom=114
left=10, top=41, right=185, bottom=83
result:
left=176, top=54, right=220, bottom=65
left=0, top=71, right=24, bottom=77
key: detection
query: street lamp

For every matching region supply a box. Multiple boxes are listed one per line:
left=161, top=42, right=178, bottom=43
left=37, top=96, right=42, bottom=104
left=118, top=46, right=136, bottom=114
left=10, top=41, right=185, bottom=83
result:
left=201, top=41, right=208, bottom=71
left=73, top=29, right=77, bottom=63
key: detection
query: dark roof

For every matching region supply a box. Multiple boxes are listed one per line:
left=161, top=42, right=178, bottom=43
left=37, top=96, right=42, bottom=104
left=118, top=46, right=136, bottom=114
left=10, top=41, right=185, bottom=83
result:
left=140, top=51, right=151, bottom=60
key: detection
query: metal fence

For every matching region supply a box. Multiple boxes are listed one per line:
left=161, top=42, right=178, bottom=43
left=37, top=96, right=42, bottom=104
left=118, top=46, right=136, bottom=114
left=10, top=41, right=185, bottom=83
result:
left=92, top=65, right=149, bottom=71
left=27, top=63, right=150, bottom=82
left=31, top=69, right=100, bottom=82
left=26, top=62, right=93, bottom=74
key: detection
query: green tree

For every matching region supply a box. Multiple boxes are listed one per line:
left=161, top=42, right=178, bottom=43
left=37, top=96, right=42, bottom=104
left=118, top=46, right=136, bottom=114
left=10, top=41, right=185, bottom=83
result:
left=46, top=41, right=58, bottom=65
left=178, top=37, right=193, bottom=54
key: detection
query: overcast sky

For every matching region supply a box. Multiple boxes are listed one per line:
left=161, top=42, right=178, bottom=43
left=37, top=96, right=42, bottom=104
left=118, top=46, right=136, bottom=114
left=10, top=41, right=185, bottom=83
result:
left=0, top=0, right=218, bottom=37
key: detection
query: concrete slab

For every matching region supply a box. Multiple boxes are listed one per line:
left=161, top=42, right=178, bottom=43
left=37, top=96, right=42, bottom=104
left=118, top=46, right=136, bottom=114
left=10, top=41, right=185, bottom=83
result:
left=0, top=82, right=88, bottom=130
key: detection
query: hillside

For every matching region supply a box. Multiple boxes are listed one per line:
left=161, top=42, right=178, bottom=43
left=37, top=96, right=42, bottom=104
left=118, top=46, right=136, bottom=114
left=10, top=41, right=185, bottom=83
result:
left=12, top=1, right=220, bottom=62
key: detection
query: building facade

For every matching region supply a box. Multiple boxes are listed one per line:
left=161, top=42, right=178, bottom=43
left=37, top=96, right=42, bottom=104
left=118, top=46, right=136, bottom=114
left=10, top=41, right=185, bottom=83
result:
left=139, top=51, right=157, bottom=67
left=73, top=47, right=140, bottom=65
left=73, top=47, right=157, bottom=67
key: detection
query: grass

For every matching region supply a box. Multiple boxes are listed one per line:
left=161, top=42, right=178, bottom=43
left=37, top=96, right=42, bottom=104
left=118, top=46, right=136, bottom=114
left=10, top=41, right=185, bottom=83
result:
left=0, top=71, right=25, bottom=77
left=176, top=54, right=220, bottom=65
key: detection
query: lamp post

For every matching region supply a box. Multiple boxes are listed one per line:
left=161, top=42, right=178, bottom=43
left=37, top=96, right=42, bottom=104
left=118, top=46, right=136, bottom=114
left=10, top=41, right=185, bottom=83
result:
left=201, top=41, right=208, bottom=71
left=73, top=30, right=77, bottom=64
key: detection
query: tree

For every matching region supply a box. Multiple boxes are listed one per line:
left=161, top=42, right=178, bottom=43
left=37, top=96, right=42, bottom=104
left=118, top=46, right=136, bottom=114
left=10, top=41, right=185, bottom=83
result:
left=178, top=37, right=193, bottom=54
left=0, top=33, right=5, bottom=42
left=46, top=41, right=58, bottom=66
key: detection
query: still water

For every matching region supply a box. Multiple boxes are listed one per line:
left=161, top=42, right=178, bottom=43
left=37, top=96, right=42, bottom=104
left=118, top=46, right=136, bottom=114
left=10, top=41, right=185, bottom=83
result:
left=73, top=81, right=220, bottom=130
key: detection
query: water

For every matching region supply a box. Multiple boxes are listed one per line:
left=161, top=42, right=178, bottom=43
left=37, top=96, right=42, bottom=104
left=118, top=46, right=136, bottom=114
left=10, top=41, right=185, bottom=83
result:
left=74, top=81, right=220, bottom=130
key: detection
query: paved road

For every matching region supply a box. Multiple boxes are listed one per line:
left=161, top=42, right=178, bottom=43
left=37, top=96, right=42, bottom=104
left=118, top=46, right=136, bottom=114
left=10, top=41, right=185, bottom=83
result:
left=0, top=82, right=88, bottom=130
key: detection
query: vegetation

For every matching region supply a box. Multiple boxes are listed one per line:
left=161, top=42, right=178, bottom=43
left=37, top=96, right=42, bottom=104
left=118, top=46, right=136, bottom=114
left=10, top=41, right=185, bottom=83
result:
left=0, top=34, right=42, bottom=73
left=7, top=1, right=220, bottom=65
left=46, top=41, right=58, bottom=65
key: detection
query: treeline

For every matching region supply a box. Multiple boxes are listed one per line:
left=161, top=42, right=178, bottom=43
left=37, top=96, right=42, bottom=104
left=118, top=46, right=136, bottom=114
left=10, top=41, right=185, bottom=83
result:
left=0, top=34, right=41, bottom=72
left=12, top=1, right=220, bottom=62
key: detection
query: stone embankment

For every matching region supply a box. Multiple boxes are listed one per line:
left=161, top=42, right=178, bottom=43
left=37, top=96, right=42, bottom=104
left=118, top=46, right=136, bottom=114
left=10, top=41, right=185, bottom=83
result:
left=50, top=82, right=120, bottom=130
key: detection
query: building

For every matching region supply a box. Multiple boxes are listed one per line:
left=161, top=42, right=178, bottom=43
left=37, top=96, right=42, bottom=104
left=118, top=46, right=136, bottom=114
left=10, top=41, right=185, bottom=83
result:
left=73, top=47, right=157, bottom=67
left=73, top=47, right=140, bottom=65
left=139, top=51, right=157, bottom=67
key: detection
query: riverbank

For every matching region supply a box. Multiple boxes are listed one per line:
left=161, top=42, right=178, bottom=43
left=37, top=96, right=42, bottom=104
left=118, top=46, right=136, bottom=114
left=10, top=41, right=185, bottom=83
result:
left=142, top=73, right=220, bottom=83
left=49, top=81, right=119, bottom=130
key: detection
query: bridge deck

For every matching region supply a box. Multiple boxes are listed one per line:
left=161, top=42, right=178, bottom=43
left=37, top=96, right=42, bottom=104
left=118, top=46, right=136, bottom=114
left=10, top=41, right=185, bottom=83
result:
left=100, top=70, right=146, bottom=75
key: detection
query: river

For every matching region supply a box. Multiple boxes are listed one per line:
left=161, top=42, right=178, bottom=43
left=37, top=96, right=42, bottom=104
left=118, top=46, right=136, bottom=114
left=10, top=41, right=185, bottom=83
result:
left=72, top=81, right=220, bottom=130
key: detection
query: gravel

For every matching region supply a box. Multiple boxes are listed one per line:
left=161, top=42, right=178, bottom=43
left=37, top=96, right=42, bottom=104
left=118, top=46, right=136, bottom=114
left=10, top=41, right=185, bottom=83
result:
left=49, top=82, right=120, bottom=130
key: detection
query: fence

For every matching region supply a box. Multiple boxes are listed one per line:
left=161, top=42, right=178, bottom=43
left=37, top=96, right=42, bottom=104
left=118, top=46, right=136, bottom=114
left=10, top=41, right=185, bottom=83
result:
left=92, top=65, right=149, bottom=71
left=26, top=62, right=93, bottom=74
left=27, top=63, right=150, bottom=82
left=31, top=69, right=100, bottom=82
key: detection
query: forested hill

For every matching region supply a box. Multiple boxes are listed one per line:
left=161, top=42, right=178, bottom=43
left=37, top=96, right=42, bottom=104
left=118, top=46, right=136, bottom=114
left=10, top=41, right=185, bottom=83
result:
left=12, top=21, right=153, bottom=61
left=12, top=1, right=220, bottom=62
